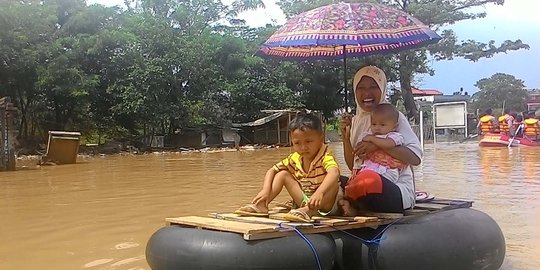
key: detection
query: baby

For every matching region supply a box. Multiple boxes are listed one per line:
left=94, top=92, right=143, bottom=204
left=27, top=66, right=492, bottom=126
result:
left=346, top=104, right=406, bottom=200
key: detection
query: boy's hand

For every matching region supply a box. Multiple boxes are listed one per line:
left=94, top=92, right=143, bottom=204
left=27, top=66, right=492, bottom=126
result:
left=308, top=192, right=323, bottom=210
left=252, top=188, right=271, bottom=207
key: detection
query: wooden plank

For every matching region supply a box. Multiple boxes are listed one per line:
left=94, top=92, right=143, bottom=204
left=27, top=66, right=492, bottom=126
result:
left=269, top=213, right=305, bottom=221
left=428, top=199, right=473, bottom=206
left=166, top=216, right=277, bottom=235
left=166, top=213, right=392, bottom=241
left=356, top=211, right=404, bottom=219
left=209, top=213, right=313, bottom=228
left=353, top=216, right=379, bottom=223
left=414, top=203, right=447, bottom=210
left=404, top=209, right=430, bottom=216
left=244, top=220, right=391, bottom=240
left=269, top=213, right=352, bottom=226
left=270, top=213, right=368, bottom=226
left=312, top=216, right=350, bottom=226
left=414, top=201, right=473, bottom=211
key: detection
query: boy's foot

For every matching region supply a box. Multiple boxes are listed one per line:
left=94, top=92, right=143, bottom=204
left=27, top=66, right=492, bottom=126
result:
left=338, top=199, right=358, bottom=217
left=283, top=207, right=315, bottom=223
left=234, top=204, right=269, bottom=217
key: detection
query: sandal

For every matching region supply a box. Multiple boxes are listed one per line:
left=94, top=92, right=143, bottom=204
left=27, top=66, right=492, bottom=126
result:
left=415, top=191, right=435, bottom=203
left=283, top=208, right=313, bottom=223
left=234, top=204, right=269, bottom=217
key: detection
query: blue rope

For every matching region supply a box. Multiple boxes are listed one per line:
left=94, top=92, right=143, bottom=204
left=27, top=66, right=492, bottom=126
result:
left=211, top=214, right=322, bottom=270
left=278, top=223, right=323, bottom=270
left=332, top=217, right=404, bottom=247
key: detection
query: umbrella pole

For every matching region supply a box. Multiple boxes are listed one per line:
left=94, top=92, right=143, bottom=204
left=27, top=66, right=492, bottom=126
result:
left=343, top=45, right=348, bottom=112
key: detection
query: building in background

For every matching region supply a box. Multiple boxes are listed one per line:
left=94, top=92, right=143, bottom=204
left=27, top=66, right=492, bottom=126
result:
left=526, top=89, right=540, bottom=112
left=411, top=87, right=443, bottom=102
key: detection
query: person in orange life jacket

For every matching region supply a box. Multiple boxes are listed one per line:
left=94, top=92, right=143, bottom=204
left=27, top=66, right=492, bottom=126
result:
left=523, top=113, right=540, bottom=140
left=477, top=109, right=498, bottom=135
left=513, top=114, right=524, bottom=138
left=498, top=109, right=515, bottom=136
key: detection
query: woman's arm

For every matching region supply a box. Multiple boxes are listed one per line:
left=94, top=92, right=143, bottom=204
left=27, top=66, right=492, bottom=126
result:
left=340, top=114, right=354, bottom=170
left=384, top=146, right=421, bottom=166
left=365, top=112, right=422, bottom=166
left=356, top=142, right=420, bottom=165
left=343, top=135, right=354, bottom=170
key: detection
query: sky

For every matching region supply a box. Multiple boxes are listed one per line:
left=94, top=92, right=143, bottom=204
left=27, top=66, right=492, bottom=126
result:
left=88, top=0, right=540, bottom=95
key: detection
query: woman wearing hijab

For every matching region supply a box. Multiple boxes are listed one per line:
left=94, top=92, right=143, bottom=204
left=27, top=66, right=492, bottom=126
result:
left=339, top=66, right=423, bottom=214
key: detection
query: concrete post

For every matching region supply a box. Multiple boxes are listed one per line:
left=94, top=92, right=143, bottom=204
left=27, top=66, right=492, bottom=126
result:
left=0, top=97, right=18, bottom=171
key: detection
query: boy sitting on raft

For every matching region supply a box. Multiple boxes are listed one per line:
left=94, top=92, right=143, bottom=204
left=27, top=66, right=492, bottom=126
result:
left=235, top=113, right=342, bottom=223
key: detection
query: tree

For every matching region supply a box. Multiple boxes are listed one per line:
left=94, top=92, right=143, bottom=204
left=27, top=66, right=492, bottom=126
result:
left=469, top=73, right=528, bottom=113
left=397, top=0, right=529, bottom=119
left=275, top=0, right=530, bottom=120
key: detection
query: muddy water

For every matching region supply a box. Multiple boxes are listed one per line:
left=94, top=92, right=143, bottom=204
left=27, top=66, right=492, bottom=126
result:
left=1, top=143, right=539, bottom=269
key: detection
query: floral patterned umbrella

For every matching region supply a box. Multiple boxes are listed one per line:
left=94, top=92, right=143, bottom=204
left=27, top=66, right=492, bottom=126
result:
left=257, top=2, right=441, bottom=109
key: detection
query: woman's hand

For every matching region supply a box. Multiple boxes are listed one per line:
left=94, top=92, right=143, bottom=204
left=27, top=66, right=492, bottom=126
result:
left=353, top=141, right=378, bottom=159
left=339, top=113, right=353, bottom=139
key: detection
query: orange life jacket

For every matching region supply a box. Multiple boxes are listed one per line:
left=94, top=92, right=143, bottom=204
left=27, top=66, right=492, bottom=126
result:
left=479, top=115, right=495, bottom=134
left=523, top=118, right=540, bottom=137
left=498, top=115, right=510, bottom=133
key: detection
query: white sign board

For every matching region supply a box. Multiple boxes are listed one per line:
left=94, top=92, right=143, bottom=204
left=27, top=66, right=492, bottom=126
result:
left=432, top=101, right=468, bottom=143
left=434, top=102, right=467, bottom=127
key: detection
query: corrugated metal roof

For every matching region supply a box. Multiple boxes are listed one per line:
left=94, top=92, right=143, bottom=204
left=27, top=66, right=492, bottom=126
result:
left=232, top=112, right=286, bottom=127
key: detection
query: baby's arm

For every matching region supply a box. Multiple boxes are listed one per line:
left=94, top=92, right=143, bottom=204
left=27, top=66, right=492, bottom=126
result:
left=363, top=135, right=398, bottom=149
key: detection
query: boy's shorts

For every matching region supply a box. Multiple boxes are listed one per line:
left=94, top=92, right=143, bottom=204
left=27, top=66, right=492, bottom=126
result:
left=302, top=187, right=343, bottom=216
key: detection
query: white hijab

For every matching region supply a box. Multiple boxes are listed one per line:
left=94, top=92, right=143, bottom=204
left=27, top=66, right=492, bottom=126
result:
left=349, top=66, right=388, bottom=147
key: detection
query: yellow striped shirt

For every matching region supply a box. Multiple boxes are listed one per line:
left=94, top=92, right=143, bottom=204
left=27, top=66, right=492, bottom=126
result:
left=273, top=144, right=339, bottom=195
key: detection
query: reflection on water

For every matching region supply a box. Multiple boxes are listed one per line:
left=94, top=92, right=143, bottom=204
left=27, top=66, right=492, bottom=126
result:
left=1, top=143, right=539, bottom=269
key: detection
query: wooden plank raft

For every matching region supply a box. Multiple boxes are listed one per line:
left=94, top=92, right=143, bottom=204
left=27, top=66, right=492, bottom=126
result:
left=414, top=198, right=473, bottom=211
left=166, top=198, right=473, bottom=241
left=167, top=212, right=387, bottom=240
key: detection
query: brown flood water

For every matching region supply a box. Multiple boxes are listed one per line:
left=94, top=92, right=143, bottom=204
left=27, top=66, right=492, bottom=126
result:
left=1, top=142, right=539, bottom=269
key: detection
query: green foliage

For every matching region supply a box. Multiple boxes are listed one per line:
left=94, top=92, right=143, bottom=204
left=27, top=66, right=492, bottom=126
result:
left=276, top=0, right=529, bottom=120
left=0, top=0, right=530, bottom=147
left=470, top=73, right=528, bottom=113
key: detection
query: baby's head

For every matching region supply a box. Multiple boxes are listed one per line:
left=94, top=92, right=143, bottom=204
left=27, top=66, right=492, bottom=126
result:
left=288, top=113, right=324, bottom=160
left=370, top=104, right=399, bottom=135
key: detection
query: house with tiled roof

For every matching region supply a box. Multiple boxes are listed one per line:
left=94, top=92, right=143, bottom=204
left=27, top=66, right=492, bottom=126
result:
left=411, top=87, right=443, bottom=102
